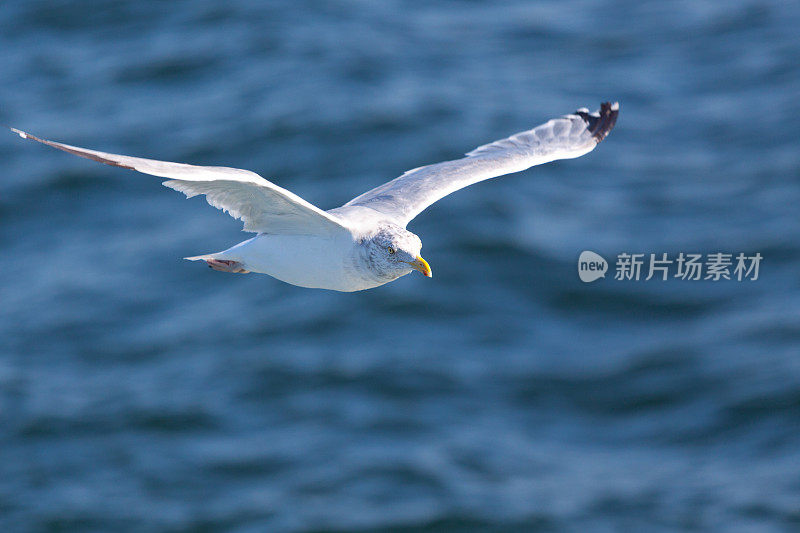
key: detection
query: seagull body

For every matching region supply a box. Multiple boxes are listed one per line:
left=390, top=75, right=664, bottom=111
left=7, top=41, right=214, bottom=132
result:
left=12, top=102, right=618, bottom=291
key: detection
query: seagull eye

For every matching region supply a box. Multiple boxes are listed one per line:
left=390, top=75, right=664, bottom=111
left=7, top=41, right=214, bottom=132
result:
left=387, top=247, right=395, bottom=255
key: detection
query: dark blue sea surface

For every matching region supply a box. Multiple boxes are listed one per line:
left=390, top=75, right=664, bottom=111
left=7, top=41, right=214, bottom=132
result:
left=2, top=1, right=800, bottom=531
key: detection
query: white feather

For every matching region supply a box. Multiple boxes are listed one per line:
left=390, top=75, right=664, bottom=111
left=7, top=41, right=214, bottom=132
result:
left=342, top=103, right=618, bottom=226
left=8, top=128, right=347, bottom=235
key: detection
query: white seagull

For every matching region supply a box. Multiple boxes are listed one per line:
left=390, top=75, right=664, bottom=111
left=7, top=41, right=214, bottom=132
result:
left=11, top=102, right=618, bottom=292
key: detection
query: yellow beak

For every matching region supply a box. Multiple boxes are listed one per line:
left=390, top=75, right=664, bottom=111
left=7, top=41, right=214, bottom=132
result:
left=407, top=255, right=432, bottom=278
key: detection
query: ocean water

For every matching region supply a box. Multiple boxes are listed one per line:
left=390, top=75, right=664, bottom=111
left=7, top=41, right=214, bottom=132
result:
left=1, top=0, right=799, bottom=531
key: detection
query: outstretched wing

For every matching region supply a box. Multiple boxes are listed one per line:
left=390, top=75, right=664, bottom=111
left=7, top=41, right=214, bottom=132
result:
left=10, top=128, right=347, bottom=235
left=343, top=102, right=618, bottom=226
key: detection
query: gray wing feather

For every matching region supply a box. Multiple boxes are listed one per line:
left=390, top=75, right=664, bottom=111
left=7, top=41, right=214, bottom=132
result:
left=343, top=102, right=618, bottom=226
left=10, top=129, right=347, bottom=235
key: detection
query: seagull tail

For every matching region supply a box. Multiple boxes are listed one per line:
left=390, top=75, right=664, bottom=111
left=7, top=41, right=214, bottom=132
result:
left=185, top=254, right=218, bottom=262
left=185, top=253, right=249, bottom=273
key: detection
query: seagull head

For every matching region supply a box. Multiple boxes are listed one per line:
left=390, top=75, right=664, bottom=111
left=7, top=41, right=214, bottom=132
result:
left=362, top=225, right=431, bottom=280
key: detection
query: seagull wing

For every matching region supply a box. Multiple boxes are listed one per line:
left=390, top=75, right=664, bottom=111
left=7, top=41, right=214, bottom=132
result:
left=11, top=128, right=347, bottom=235
left=342, top=102, right=618, bottom=226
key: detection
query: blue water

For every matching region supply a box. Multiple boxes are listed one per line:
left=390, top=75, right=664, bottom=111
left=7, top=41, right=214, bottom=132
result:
left=2, top=1, right=800, bottom=530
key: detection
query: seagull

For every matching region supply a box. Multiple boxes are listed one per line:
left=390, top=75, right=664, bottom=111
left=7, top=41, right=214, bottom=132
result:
left=11, top=102, right=618, bottom=291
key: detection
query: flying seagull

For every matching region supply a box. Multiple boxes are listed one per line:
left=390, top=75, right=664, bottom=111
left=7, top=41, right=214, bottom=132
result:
left=11, top=102, right=618, bottom=291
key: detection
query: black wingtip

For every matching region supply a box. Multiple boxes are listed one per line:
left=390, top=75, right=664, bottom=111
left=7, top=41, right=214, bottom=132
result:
left=575, top=101, right=619, bottom=143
